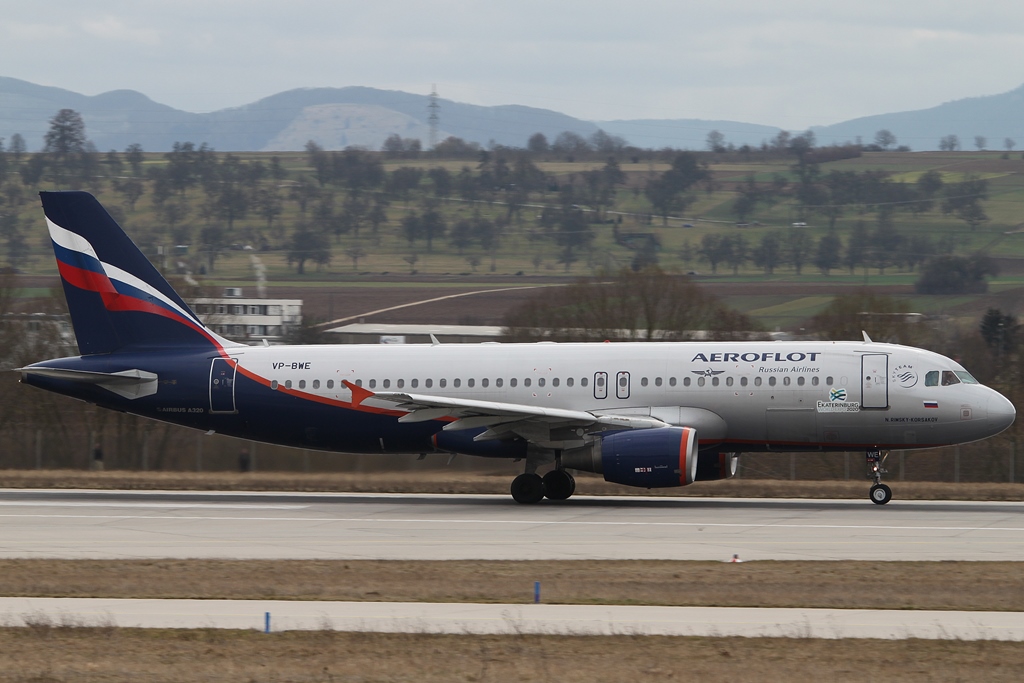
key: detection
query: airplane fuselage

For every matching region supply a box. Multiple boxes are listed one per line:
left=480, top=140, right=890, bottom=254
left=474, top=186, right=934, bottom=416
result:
left=25, top=339, right=1015, bottom=456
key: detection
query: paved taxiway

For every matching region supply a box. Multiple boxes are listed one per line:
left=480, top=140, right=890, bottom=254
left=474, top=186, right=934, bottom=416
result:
left=3, top=598, right=1023, bottom=640
left=2, top=489, right=1023, bottom=561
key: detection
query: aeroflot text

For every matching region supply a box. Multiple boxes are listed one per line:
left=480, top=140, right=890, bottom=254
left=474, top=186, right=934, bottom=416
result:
left=691, top=352, right=821, bottom=363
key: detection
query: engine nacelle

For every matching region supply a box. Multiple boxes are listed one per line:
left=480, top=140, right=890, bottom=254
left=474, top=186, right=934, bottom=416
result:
left=563, top=426, right=698, bottom=488
left=695, top=451, right=739, bottom=481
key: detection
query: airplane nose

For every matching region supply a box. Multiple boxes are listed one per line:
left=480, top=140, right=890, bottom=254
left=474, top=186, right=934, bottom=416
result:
left=987, top=392, right=1016, bottom=435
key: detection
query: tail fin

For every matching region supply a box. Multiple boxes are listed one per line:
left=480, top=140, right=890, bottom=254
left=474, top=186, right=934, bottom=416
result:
left=40, top=191, right=238, bottom=355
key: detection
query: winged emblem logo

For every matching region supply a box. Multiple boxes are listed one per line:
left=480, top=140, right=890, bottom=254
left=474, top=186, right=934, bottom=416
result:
left=692, top=368, right=725, bottom=377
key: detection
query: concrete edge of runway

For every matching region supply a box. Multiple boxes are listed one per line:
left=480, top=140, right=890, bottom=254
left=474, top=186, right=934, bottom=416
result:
left=2, top=598, right=1022, bottom=641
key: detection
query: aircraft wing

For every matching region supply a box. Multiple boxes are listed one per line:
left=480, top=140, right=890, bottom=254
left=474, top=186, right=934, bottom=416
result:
left=343, top=380, right=667, bottom=444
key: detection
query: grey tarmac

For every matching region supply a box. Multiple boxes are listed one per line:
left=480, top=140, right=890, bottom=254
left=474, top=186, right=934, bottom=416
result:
left=1, top=489, right=1023, bottom=561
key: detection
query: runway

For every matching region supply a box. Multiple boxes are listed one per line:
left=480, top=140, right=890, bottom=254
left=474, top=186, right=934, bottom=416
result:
left=3, top=597, right=1023, bottom=640
left=2, top=489, right=1023, bottom=561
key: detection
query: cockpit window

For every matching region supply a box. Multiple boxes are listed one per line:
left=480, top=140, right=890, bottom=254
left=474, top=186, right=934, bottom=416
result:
left=954, top=371, right=979, bottom=384
left=941, top=371, right=960, bottom=386
left=925, top=371, right=939, bottom=387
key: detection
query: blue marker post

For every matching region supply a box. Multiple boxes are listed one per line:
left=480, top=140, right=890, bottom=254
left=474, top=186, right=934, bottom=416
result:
left=264, top=611, right=271, bottom=634
left=534, top=581, right=540, bottom=604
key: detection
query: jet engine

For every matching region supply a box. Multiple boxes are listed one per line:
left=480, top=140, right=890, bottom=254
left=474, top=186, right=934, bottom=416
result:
left=562, top=426, right=698, bottom=488
left=694, top=451, right=739, bottom=481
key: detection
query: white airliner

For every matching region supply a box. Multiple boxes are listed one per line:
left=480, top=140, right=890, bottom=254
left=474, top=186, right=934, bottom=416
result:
left=19, top=192, right=1016, bottom=504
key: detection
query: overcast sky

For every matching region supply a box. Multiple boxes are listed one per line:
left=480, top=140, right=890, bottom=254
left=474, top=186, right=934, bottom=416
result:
left=4, top=1, right=1023, bottom=130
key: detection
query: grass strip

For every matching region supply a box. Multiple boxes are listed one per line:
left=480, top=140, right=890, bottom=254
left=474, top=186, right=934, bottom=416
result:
left=2, top=560, right=1022, bottom=612
left=1, top=628, right=1022, bottom=682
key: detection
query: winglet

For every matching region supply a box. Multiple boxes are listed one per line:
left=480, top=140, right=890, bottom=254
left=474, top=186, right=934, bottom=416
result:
left=342, top=379, right=373, bottom=406
left=862, top=330, right=873, bottom=343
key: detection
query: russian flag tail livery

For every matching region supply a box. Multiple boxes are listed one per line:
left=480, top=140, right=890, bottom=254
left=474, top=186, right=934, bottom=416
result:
left=40, top=191, right=238, bottom=355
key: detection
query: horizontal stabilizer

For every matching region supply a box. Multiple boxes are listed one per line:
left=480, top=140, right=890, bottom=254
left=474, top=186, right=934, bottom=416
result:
left=17, top=367, right=158, bottom=400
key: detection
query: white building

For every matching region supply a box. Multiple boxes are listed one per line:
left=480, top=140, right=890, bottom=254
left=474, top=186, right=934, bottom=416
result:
left=190, top=288, right=302, bottom=344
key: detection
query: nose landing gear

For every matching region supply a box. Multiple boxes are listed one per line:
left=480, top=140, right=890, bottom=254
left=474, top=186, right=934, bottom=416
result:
left=866, top=450, right=892, bottom=505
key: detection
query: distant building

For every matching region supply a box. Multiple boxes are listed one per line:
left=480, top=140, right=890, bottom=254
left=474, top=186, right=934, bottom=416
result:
left=0, top=312, right=77, bottom=367
left=190, top=288, right=302, bottom=345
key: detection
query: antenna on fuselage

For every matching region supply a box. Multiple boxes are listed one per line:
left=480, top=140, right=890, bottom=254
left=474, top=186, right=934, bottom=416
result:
left=430, top=333, right=441, bottom=346
left=862, top=330, right=873, bottom=343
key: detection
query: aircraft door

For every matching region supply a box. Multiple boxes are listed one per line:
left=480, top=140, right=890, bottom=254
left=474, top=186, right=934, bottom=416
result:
left=615, top=371, right=630, bottom=399
left=209, top=357, right=238, bottom=413
left=861, top=353, right=888, bottom=409
left=594, top=372, right=608, bottom=400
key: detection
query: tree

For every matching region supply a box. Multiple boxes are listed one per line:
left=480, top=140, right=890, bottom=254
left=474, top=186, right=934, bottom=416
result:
left=979, top=308, right=1018, bottom=357
left=698, top=234, right=729, bottom=274
left=1005, top=138, right=1017, bottom=153
left=124, top=143, right=144, bottom=176
left=874, top=129, right=897, bottom=150
left=752, top=231, right=782, bottom=274
left=974, top=135, right=988, bottom=151
left=43, top=108, right=89, bottom=185
left=9, top=133, right=25, bottom=162
left=942, top=176, right=989, bottom=231
left=939, top=134, right=961, bottom=151
left=844, top=222, right=869, bottom=274
left=198, top=224, right=230, bottom=273
left=344, top=246, right=368, bottom=271
left=527, top=132, right=549, bottom=154
left=784, top=228, right=815, bottom=275
left=809, top=290, right=916, bottom=343
left=814, top=229, right=842, bottom=275
left=915, top=254, right=996, bottom=294
left=706, top=130, right=726, bottom=153
left=644, top=152, right=710, bottom=225
left=287, top=224, right=331, bottom=274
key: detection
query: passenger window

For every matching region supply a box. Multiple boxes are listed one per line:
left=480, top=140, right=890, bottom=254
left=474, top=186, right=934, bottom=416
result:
left=396, top=379, right=404, bottom=388
left=525, top=378, right=532, bottom=387
left=271, top=380, right=279, bottom=390
left=768, top=377, right=776, bottom=387
left=454, top=379, right=461, bottom=388
left=740, top=377, right=748, bottom=387
left=313, top=379, right=320, bottom=389
left=712, top=377, right=719, bottom=387
left=811, top=376, right=819, bottom=386
left=497, top=378, right=504, bottom=387
left=411, top=379, right=418, bottom=388
left=698, top=377, right=706, bottom=387
left=797, top=376, right=805, bottom=386
left=425, top=379, right=433, bottom=388
left=782, top=376, right=790, bottom=386
left=669, top=377, right=677, bottom=387
left=482, top=378, right=489, bottom=388
left=826, top=376, right=834, bottom=385
left=655, top=377, right=663, bottom=387
left=641, top=377, right=649, bottom=387
left=566, top=378, right=573, bottom=387
left=538, top=378, right=546, bottom=387
left=581, top=377, right=588, bottom=387
left=683, top=377, right=691, bottom=387
left=467, top=378, right=474, bottom=388
left=552, top=378, right=559, bottom=387
left=726, top=376, right=734, bottom=387
left=355, top=379, right=363, bottom=387
left=941, top=371, right=960, bottom=386
left=754, top=377, right=762, bottom=387
left=327, top=379, right=334, bottom=389
left=299, top=380, right=306, bottom=389
left=382, top=379, right=390, bottom=389
left=285, top=380, right=293, bottom=389
left=511, top=378, right=518, bottom=387
left=439, top=379, right=446, bottom=388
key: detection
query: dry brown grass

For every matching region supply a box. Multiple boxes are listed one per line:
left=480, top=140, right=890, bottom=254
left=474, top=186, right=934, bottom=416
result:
left=0, top=629, right=1021, bottom=682
left=2, top=559, right=1022, bottom=612
left=2, top=468, right=1024, bottom=500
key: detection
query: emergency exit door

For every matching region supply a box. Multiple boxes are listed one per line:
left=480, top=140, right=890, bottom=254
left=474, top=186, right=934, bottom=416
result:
left=861, top=353, right=888, bottom=409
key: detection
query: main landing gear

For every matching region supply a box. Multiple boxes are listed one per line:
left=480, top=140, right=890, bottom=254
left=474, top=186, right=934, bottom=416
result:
left=510, top=468, right=576, bottom=504
left=866, top=449, right=892, bottom=505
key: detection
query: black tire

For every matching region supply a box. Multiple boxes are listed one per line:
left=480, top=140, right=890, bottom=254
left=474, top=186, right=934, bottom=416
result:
left=869, top=483, right=892, bottom=505
left=543, top=470, right=576, bottom=500
left=511, top=473, right=545, bottom=504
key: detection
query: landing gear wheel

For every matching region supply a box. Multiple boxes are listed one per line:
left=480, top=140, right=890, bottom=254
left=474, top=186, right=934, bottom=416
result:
left=870, top=483, right=892, bottom=505
left=511, top=473, right=545, bottom=504
left=542, top=470, right=576, bottom=500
